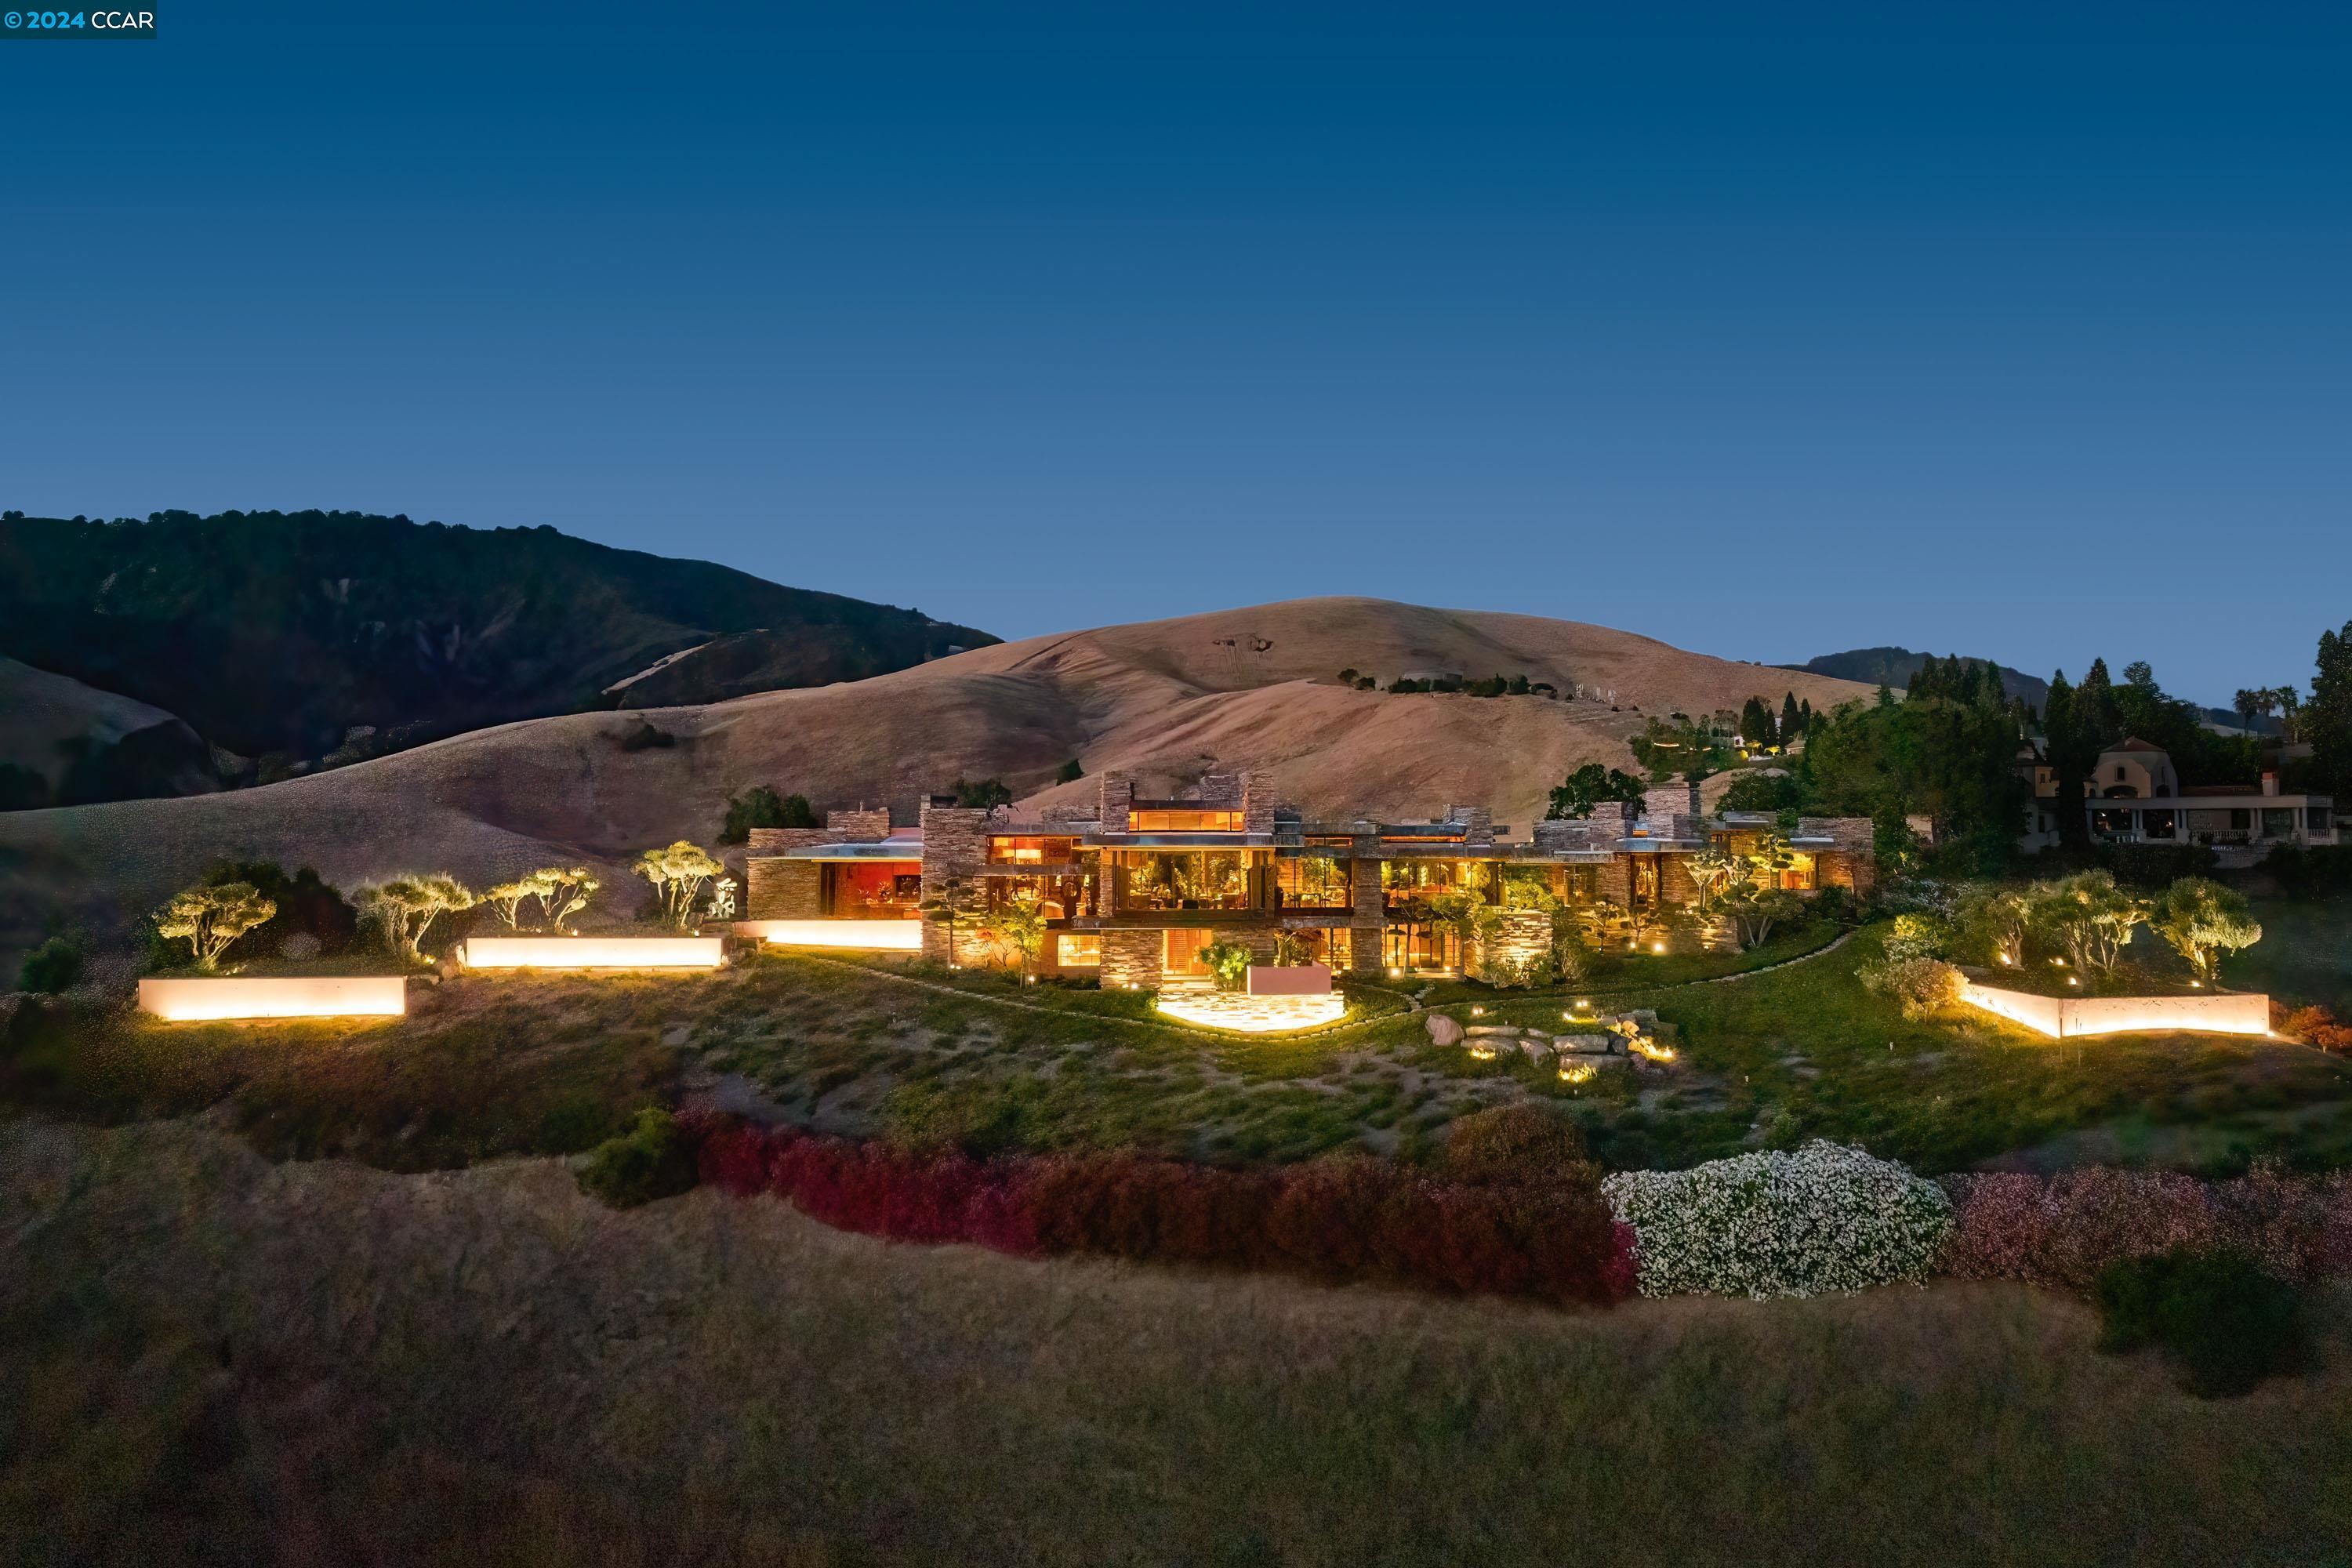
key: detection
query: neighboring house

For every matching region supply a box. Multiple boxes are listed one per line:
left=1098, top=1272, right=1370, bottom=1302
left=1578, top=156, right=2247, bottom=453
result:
left=2016, top=738, right=2336, bottom=858
left=745, top=772, right=1873, bottom=992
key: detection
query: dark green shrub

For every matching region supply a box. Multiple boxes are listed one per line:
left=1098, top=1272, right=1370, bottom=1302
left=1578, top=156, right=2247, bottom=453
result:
left=576, top=1108, right=698, bottom=1209
left=953, top=776, right=1014, bottom=810
left=2092, top=1247, right=2309, bottom=1397
left=17, top=937, right=84, bottom=994
left=1054, top=757, right=1085, bottom=784
left=719, top=785, right=818, bottom=844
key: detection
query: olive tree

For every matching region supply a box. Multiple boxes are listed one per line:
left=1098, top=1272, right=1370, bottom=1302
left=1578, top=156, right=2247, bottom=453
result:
left=2028, top=869, right=2147, bottom=977
left=354, top=874, right=477, bottom=963
left=2151, top=876, right=2262, bottom=983
left=529, top=866, right=600, bottom=932
left=154, top=881, right=277, bottom=971
left=635, top=841, right=723, bottom=930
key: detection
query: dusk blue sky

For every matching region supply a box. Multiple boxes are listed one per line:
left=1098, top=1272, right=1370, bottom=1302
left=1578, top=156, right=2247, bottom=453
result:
left=5, top=4, right=2347, bottom=705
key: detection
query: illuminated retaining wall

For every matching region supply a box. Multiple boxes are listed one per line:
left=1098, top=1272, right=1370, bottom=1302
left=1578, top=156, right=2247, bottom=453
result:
left=1960, top=981, right=2269, bottom=1040
left=139, top=975, right=408, bottom=1022
left=738, top=919, right=923, bottom=952
left=461, top=936, right=725, bottom=970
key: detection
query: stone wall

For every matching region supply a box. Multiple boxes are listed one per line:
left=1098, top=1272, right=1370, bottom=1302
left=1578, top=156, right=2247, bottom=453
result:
left=1241, top=774, right=1276, bottom=836
left=745, top=827, right=838, bottom=855
left=1349, top=854, right=1386, bottom=972
left=917, top=805, right=990, bottom=963
left=828, top=808, right=891, bottom=842
left=744, top=826, right=840, bottom=919
left=1801, top=816, right=1875, bottom=898
left=1643, top=781, right=1701, bottom=833
left=746, top=860, right=823, bottom=920
left=1470, top=909, right=1552, bottom=982
left=1098, top=775, right=1134, bottom=834
left=1099, top=928, right=1160, bottom=990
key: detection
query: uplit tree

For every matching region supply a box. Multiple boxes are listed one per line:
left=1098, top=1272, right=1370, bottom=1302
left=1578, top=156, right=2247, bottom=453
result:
left=354, top=873, right=477, bottom=963
left=634, top=841, right=723, bottom=930
left=2151, top=877, right=2262, bottom=984
left=529, top=866, right=601, bottom=932
left=985, top=887, right=1049, bottom=976
left=2027, top=870, right=2147, bottom=977
left=154, top=881, right=277, bottom=971
left=1956, top=883, right=2034, bottom=969
left=481, top=878, right=537, bottom=930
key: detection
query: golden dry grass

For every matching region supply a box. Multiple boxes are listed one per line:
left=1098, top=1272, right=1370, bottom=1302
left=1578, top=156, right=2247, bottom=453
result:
left=0, top=597, right=1872, bottom=958
left=5, top=1116, right=2350, bottom=1567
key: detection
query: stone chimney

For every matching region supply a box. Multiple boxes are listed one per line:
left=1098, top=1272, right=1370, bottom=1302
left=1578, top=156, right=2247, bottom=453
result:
left=2263, top=771, right=2280, bottom=797
left=1642, top=781, right=1700, bottom=837
left=1098, top=773, right=1134, bottom=833
left=1240, top=772, right=1277, bottom=836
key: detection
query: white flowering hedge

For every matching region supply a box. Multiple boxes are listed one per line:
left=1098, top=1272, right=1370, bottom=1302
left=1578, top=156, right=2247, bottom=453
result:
left=1602, top=1141, right=1953, bottom=1298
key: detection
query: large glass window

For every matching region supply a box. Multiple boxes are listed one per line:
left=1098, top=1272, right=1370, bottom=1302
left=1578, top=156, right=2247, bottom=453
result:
left=1114, top=850, right=1254, bottom=911
left=2262, top=808, right=2297, bottom=840
left=1129, top=809, right=1242, bottom=832
left=986, top=873, right=1091, bottom=919
left=1277, top=854, right=1350, bottom=909
left=1055, top=933, right=1101, bottom=967
left=1381, top=859, right=1483, bottom=908
left=989, top=837, right=1078, bottom=864
left=826, top=862, right=922, bottom=917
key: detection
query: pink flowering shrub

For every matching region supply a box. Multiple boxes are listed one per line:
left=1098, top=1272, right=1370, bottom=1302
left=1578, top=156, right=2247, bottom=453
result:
left=1940, top=1165, right=2352, bottom=1288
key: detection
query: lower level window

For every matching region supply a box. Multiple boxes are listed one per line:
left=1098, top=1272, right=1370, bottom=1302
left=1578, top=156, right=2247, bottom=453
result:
left=1057, top=933, right=1102, bottom=967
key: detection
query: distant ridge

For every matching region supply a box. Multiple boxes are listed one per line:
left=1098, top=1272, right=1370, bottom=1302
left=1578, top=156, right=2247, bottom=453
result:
left=0, top=510, right=997, bottom=786
left=1781, top=646, right=2263, bottom=732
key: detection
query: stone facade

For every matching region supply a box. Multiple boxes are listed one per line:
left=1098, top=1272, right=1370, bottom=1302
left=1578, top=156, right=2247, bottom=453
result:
left=743, top=826, right=839, bottom=919
left=828, top=808, right=892, bottom=843
left=1097, top=775, right=1134, bottom=834
left=1470, top=908, right=1553, bottom=982
left=917, top=804, right=991, bottom=964
left=1348, top=852, right=1386, bottom=971
left=1802, top=817, right=1876, bottom=899
left=1099, top=928, right=1161, bottom=990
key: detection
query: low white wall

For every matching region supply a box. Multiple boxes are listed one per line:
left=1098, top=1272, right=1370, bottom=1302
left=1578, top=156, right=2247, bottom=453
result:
left=739, top=919, right=923, bottom=952
left=139, top=975, right=408, bottom=1022
left=1961, top=980, right=2269, bottom=1040
left=461, top=936, right=724, bottom=970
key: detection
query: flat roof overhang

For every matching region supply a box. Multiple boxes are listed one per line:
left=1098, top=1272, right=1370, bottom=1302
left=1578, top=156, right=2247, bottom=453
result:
left=768, top=844, right=925, bottom=862
left=1085, top=833, right=1277, bottom=848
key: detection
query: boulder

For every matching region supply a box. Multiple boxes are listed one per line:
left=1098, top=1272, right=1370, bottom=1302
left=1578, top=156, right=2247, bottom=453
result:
left=1518, top=1038, right=1552, bottom=1064
left=1556, top=1033, right=1619, bottom=1055
left=1425, top=1014, right=1465, bottom=1047
left=1465, top=1024, right=1522, bottom=1038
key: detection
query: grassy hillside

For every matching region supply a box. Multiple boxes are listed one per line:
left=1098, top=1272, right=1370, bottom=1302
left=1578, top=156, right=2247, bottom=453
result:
left=0, top=510, right=996, bottom=764
left=7, top=1115, right=2350, bottom=1566
left=0, top=596, right=1875, bottom=960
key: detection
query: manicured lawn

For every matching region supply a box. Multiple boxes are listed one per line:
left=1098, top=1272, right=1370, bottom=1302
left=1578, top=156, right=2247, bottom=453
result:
left=2232, top=896, right=2352, bottom=1018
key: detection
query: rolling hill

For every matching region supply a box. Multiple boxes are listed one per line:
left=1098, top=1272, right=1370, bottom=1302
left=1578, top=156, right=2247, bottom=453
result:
left=0, top=510, right=996, bottom=775
left=0, top=597, right=1875, bottom=964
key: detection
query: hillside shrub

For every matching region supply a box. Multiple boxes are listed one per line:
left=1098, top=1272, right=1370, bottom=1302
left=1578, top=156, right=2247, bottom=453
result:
left=2278, top=1004, right=2352, bottom=1054
left=577, top=1108, right=698, bottom=1209
left=17, top=938, right=84, bottom=995
left=2092, top=1248, right=2309, bottom=1397
left=1602, top=1141, right=1952, bottom=1298
left=1860, top=956, right=1965, bottom=1018
left=719, top=786, right=818, bottom=844
left=688, top=1114, right=1635, bottom=1306
left=1939, top=1165, right=2352, bottom=1289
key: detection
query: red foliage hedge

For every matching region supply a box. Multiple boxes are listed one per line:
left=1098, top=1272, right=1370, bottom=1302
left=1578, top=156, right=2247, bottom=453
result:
left=685, top=1112, right=1636, bottom=1306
